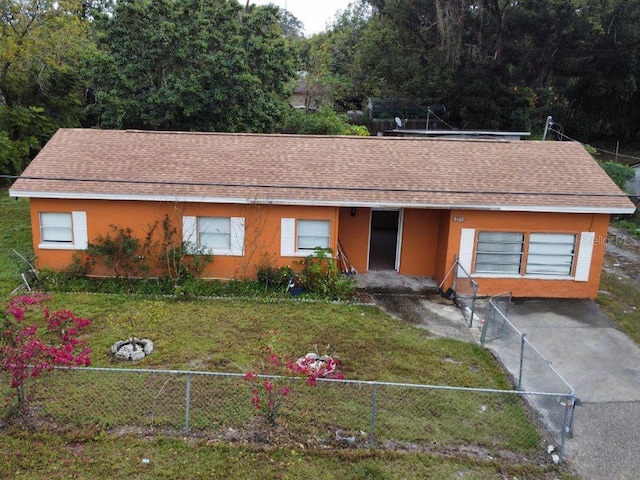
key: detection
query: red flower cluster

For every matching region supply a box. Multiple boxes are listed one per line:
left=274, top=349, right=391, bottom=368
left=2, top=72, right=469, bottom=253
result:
left=1, top=294, right=91, bottom=405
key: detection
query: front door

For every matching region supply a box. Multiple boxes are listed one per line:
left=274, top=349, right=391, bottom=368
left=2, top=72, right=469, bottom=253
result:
left=368, top=210, right=400, bottom=270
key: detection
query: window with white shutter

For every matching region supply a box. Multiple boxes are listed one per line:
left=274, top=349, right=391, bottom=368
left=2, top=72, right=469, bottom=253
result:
left=281, top=218, right=331, bottom=257
left=39, top=211, right=87, bottom=250
left=473, top=230, right=586, bottom=281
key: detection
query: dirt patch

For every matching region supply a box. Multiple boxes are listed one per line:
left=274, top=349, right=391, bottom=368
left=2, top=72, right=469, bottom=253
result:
left=605, top=226, right=640, bottom=283
left=371, top=293, right=476, bottom=343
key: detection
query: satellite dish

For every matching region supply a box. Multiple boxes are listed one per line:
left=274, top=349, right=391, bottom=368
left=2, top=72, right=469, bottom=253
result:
left=394, top=117, right=404, bottom=128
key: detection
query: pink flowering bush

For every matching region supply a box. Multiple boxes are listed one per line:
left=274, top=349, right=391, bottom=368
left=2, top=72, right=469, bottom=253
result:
left=0, top=293, right=91, bottom=414
left=244, top=331, right=344, bottom=425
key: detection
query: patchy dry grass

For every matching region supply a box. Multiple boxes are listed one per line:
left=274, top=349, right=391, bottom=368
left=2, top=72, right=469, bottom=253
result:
left=598, top=269, right=640, bottom=346
left=0, top=428, right=576, bottom=480
left=598, top=226, right=640, bottom=346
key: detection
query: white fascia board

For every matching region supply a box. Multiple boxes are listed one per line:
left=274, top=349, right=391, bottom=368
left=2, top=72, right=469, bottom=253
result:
left=8, top=189, right=635, bottom=215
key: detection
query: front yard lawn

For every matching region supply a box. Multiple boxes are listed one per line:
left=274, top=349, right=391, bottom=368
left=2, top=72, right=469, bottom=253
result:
left=0, top=191, right=575, bottom=478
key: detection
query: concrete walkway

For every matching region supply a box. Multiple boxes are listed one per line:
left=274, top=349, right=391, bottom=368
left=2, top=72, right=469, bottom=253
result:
left=506, top=299, right=640, bottom=480
left=354, top=270, right=439, bottom=294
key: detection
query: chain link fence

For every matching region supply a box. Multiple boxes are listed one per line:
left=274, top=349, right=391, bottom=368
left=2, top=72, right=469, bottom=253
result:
left=14, top=366, right=570, bottom=461
left=452, top=261, right=479, bottom=327
left=480, top=294, right=576, bottom=462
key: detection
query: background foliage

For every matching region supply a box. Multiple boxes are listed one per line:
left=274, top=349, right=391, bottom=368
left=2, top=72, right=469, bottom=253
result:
left=3, top=0, right=640, bottom=177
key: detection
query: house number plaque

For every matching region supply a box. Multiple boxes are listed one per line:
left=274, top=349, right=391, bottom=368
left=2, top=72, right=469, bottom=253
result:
left=453, top=216, right=465, bottom=222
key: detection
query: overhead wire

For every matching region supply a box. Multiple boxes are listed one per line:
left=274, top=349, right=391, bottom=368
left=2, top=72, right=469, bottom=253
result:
left=0, top=174, right=630, bottom=199
left=548, top=126, right=640, bottom=164
left=427, top=108, right=457, bottom=130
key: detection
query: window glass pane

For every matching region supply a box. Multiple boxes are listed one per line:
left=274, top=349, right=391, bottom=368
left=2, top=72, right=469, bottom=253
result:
left=526, top=233, right=576, bottom=275
left=475, top=254, right=522, bottom=273
left=529, top=233, right=575, bottom=244
left=199, top=217, right=230, bottom=250
left=478, top=232, right=524, bottom=243
left=526, top=263, right=574, bottom=275
left=477, top=241, right=524, bottom=253
left=298, top=220, right=330, bottom=250
left=528, top=243, right=575, bottom=255
left=40, top=213, right=73, bottom=243
left=475, top=232, right=524, bottom=274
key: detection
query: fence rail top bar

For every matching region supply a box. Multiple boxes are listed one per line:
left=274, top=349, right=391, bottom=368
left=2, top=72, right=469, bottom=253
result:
left=51, top=365, right=574, bottom=398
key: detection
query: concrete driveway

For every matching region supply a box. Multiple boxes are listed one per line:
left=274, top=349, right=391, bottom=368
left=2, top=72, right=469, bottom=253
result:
left=506, top=298, right=640, bottom=480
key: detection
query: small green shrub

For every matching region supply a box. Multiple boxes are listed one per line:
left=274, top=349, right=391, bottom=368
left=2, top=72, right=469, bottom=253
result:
left=86, top=225, right=151, bottom=278
left=256, top=253, right=283, bottom=287
left=600, top=161, right=634, bottom=191
left=294, top=248, right=357, bottom=300
left=157, top=215, right=213, bottom=282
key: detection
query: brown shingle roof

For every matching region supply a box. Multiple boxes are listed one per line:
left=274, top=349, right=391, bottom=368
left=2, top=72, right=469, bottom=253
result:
left=9, top=128, right=636, bottom=213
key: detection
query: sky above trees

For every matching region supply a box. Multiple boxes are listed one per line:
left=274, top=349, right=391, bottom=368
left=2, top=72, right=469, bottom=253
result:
left=246, top=0, right=352, bottom=35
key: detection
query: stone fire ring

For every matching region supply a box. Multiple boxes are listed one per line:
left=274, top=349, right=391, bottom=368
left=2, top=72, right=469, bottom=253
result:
left=110, top=338, right=154, bottom=361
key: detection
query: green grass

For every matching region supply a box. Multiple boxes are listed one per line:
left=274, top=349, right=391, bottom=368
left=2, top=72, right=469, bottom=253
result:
left=0, top=190, right=32, bottom=299
left=0, top=293, right=555, bottom=475
left=598, top=269, right=640, bottom=346
left=38, top=293, right=512, bottom=387
left=3, top=294, right=546, bottom=464
left=0, top=429, right=576, bottom=480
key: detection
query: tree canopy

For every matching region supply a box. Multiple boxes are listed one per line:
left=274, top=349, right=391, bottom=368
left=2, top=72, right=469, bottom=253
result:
left=3, top=0, right=640, bottom=177
left=86, top=0, right=298, bottom=132
left=308, top=0, right=640, bottom=138
left=0, top=0, right=95, bottom=177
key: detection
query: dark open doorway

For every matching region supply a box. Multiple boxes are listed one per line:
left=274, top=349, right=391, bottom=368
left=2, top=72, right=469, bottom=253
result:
left=369, top=210, right=400, bottom=270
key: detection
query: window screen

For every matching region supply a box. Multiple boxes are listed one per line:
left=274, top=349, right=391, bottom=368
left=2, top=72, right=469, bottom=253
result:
left=198, top=217, right=231, bottom=250
left=40, top=212, right=73, bottom=243
left=297, top=220, right=330, bottom=250
left=475, top=232, right=524, bottom=274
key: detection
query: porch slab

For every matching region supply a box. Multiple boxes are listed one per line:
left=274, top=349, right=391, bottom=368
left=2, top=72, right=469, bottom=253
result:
left=354, top=271, right=439, bottom=295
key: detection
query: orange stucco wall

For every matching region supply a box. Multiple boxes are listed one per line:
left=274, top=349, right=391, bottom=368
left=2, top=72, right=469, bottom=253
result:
left=30, top=198, right=339, bottom=279
left=30, top=198, right=610, bottom=298
left=338, top=207, right=370, bottom=273
left=338, top=207, right=445, bottom=276
left=434, top=209, right=452, bottom=282
left=398, top=209, right=443, bottom=276
left=437, top=210, right=610, bottom=298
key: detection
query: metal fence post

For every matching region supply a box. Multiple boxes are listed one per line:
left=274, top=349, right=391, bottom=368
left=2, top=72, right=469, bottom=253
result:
left=558, top=395, right=574, bottom=465
left=518, top=334, right=526, bottom=390
left=469, top=281, right=478, bottom=328
left=480, top=301, right=492, bottom=345
left=185, top=373, right=191, bottom=434
left=369, top=383, right=378, bottom=447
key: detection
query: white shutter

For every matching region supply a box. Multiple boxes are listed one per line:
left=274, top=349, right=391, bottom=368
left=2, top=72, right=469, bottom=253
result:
left=182, top=216, right=197, bottom=253
left=280, top=218, right=295, bottom=256
left=458, top=228, right=475, bottom=274
left=72, top=211, right=88, bottom=249
left=574, top=232, right=595, bottom=282
left=230, top=217, right=245, bottom=256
